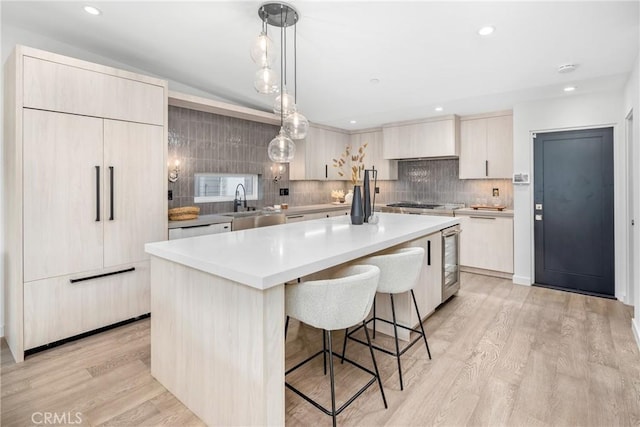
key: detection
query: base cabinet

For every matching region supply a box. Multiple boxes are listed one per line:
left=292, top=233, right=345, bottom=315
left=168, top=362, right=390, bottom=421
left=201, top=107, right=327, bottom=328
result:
left=458, top=213, right=513, bottom=274
left=286, top=209, right=349, bottom=223
left=24, top=261, right=150, bottom=349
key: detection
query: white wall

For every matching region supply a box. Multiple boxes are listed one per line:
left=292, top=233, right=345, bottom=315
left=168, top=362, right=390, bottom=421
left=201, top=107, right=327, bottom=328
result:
left=624, top=54, right=640, bottom=343
left=512, top=91, right=625, bottom=296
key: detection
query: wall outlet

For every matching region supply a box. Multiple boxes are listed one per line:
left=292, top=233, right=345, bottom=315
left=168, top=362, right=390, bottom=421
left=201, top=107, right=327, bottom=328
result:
left=168, top=190, right=173, bottom=201
left=279, top=188, right=289, bottom=196
left=492, top=188, right=499, bottom=197
left=375, top=187, right=380, bottom=194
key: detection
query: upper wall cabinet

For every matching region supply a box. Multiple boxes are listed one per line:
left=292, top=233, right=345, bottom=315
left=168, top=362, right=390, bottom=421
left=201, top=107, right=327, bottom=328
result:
left=459, top=111, right=513, bottom=179
left=349, top=130, right=398, bottom=180
left=382, top=115, right=460, bottom=159
left=23, top=55, right=164, bottom=126
left=289, top=125, right=350, bottom=181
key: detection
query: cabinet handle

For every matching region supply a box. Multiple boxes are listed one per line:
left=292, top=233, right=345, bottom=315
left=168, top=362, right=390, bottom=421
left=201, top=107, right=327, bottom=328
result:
left=287, top=215, right=304, bottom=219
left=325, top=164, right=328, bottom=179
left=427, top=240, right=431, bottom=266
left=470, top=216, right=496, bottom=220
left=70, top=267, right=135, bottom=284
left=485, top=160, right=488, bottom=177
left=109, top=166, right=115, bottom=221
left=95, top=166, right=100, bottom=222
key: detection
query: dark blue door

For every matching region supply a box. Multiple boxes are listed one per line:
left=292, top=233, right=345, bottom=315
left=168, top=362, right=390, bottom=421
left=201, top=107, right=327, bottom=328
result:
left=534, top=128, right=614, bottom=297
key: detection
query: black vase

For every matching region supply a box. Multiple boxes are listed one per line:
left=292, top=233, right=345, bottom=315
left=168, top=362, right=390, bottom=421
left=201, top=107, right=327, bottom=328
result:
left=363, top=170, right=371, bottom=222
left=350, top=185, right=364, bottom=225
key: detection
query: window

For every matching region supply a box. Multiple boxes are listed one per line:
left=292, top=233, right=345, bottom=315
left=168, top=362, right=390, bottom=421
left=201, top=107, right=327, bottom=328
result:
left=194, top=173, right=259, bottom=203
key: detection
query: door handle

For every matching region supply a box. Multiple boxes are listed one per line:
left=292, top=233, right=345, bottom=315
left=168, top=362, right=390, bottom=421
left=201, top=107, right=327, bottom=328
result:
left=485, top=160, right=488, bottom=177
left=109, top=166, right=114, bottom=220
left=427, top=240, right=431, bottom=266
left=95, top=166, right=100, bottom=222
left=325, top=164, right=328, bottom=179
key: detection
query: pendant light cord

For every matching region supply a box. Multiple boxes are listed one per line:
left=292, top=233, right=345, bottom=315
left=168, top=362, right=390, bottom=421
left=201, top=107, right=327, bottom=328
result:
left=280, top=15, right=284, bottom=125
left=294, top=23, right=297, bottom=103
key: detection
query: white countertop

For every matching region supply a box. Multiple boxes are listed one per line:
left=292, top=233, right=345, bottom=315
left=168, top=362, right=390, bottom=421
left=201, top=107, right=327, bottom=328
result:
left=147, top=212, right=458, bottom=290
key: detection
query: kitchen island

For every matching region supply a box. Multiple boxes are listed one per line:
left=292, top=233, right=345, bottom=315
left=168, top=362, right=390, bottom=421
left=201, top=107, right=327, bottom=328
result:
left=145, top=212, right=458, bottom=426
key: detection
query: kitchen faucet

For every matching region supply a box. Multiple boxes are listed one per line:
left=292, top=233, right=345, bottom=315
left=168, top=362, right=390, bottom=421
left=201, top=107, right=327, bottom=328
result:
left=234, top=183, right=247, bottom=212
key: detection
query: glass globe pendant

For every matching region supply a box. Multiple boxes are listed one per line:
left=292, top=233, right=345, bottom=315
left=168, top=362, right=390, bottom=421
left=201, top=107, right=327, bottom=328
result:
left=268, top=128, right=296, bottom=162
left=283, top=111, right=309, bottom=140
left=250, top=31, right=276, bottom=67
left=253, top=66, right=278, bottom=94
left=273, top=88, right=296, bottom=116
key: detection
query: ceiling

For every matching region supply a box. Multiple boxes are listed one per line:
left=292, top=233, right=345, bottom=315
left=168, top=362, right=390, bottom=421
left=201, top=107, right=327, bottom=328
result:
left=2, top=1, right=639, bottom=130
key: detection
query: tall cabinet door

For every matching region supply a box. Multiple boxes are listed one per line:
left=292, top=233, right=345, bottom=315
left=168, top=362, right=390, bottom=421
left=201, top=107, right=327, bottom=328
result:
left=103, top=120, right=165, bottom=267
left=23, top=109, right=104, bottom=282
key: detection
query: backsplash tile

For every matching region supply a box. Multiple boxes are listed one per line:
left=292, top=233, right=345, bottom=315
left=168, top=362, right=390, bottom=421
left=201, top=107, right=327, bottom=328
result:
left=167, top=107, right=512, bottom=213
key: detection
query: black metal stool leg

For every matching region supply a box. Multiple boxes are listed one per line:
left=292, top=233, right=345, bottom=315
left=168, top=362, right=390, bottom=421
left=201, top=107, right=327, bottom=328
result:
left=285, top=315, right=290, bottom=339
left=323, top=330, right=328, bottom=375
left=340, top=327, right=349, bottom=364
left=411, top=289, right=431, bottom=359
left=327, top=330, right=337, bottom=427
left=389, top=293, right=404, bottom=390
left=363, top=320, right=388, bottom=408
left=372, top=296, right=377, bottom=339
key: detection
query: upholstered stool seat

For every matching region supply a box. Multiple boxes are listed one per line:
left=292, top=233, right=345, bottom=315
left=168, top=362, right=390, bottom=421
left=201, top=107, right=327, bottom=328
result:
left=342, top=246, right=431, bottom=390
left=285, top=265, right=387, bottom=426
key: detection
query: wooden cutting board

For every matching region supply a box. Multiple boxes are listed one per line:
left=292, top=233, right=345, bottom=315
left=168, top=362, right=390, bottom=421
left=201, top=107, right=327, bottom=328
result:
left=470, top=205, right=506, bottom=211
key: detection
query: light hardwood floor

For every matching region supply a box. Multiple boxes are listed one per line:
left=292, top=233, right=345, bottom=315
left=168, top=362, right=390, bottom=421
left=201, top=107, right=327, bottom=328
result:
left=2, top=273, right=640, bottom=426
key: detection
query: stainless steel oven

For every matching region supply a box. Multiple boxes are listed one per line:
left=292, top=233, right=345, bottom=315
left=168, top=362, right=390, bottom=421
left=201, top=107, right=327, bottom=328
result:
left=441, top=224, right=461, bottom=302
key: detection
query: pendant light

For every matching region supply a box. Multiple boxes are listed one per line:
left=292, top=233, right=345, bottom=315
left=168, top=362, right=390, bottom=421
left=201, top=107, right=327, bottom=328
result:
left=254, top=2, right=307, bottom=161
left=267, top=7, right=295, bottom=163
left=283, top=24, right=309, bottom=139
left=251, top=20, right=278, bottom=94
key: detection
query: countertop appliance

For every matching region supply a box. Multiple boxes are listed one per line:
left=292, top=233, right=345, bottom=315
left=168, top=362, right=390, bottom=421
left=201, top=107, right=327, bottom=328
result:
left=380, top=202, right=464, bottom=217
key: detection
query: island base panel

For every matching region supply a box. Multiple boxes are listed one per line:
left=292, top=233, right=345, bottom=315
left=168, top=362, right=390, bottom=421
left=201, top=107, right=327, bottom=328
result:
left=150, top=256, right=285, bottom=426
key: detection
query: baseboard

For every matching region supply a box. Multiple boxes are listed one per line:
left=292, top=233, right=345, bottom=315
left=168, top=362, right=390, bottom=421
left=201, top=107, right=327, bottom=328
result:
left=460, top=266, right=512, bottom=279
left=633, top=318, right=640, bottom=351
left=512, top=275, right=532, bottom=286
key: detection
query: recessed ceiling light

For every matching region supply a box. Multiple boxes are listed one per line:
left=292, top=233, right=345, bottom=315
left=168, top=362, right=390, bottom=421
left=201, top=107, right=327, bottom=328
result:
left=349, top=120, right=357, bottom=124
left=369, top=78, right=380, bottom=85
left=84, top=5, right=101, bottom=15
left=477, top=26, right=495, bottom=36
left=564, top=86, right=576, bottom=92
left=434, top=106, right=443, bottom=112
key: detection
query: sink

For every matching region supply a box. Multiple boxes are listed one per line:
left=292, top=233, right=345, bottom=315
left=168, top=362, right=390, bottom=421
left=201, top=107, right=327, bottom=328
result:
left=221, top=210, right=262, bottom=218
left=221, top=211, right=285, bottom=231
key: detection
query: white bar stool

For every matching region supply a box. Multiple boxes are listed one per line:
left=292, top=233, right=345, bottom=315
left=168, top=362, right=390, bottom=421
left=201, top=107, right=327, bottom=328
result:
left=341, top=246, right=431, bottom=391
left=285, top=265, right=388, bottom=427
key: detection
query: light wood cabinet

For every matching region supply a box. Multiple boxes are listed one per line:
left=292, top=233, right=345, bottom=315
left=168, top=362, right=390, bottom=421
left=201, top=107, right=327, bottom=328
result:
left=4, top=46, right=167, bottom=361
left=23, top=55, right=164, bottom=125
left=459, top=111, right=513, bottom=179
left=289, top=125, right=350, bottom=181
left=350, top=129, right=398, bottom=180
left=457, top=213, right=513, bottom=274
left=286, top=209, right=349, bottom=223
left=382, top=115, right=460, bottom=159
left=168, top=222, right=231, bottom=240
